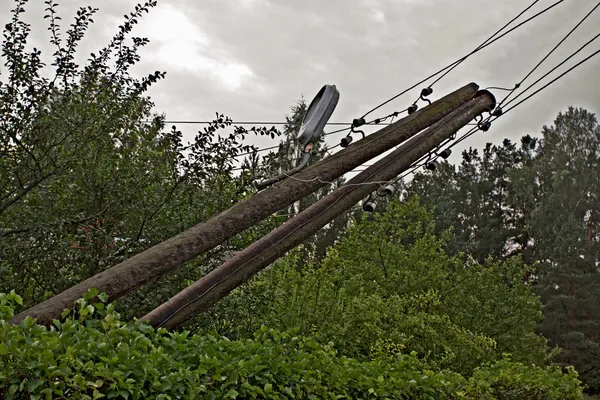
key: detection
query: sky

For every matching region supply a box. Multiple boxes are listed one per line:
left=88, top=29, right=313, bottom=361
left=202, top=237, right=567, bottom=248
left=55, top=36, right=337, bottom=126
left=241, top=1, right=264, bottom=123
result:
left=1, top=0, right=599, bottom=171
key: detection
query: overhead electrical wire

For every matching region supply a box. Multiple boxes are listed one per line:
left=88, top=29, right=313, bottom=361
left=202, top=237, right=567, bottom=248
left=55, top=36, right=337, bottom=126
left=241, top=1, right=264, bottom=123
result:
left=190, top=0, right=591, bottom=184
left=359, top=0, right=563, bottom=119
left=418, top=43, right=600, bottom=174
left=410, top=3, right=600, bottom=161
left=235, top=29, right=600, bottom=181
left=159, top=121, right=388, bottom=126
left=426, top=0, right=543, bottom=89
left=497, top=1, right=600, bottom=108
left=450, top=11, right=600, bottom=151
left=502, top=33, right=600, bottom=109
left=160, top=0, right=563, bottom=166
left=502, top=47, right=600, bottom=117
left=286, top=33, right=600, bottom=192
left=154, top=14, right=600, bottom=328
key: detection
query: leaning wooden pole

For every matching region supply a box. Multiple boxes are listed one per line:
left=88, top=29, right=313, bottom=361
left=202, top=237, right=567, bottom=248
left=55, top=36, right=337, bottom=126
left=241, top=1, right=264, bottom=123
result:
left=11, top=83, right=479, bottom=326
left=142, top=90, right=496, bottom=329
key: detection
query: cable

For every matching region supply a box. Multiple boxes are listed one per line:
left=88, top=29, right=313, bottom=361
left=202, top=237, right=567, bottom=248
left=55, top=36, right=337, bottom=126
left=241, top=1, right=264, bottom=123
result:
left=449, top=41, right=600, bottom=151
left=231, top=36, right=600, bottom=187
left=503, top=47, right=600, bottom=116
left=234, top=143, right=281, bottom=158
left=231, top=111, right=400, bottom=165
left=155, top=121, right=360, bottom=126
left=177, top=1, right=564, bottom=169
left=427, top=0, right=543, bottom=88
left=223, top=120, right=384, bottom=161
left=222, top=4, right=596, bottom=190
left=359, top=0, right=564, bottom=119
left=154, top=105, right=475, bottom=327
left=399, top=39, right=600, bottom=187
left=230, top=143, right=341, bottom=171
left=502, top=33, right=600, bottom=109
left=154, top=0, right=565, bottom=179
left=498, top=1, right=600, bottom=108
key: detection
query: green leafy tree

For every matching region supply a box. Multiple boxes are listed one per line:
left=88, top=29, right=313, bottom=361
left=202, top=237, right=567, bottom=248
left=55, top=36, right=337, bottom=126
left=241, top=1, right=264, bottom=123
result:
left=203, top=198, right=551, bottom=375
left=0, top=0, right=264, bottom=314
left=403, top=107, right=600, bottom=392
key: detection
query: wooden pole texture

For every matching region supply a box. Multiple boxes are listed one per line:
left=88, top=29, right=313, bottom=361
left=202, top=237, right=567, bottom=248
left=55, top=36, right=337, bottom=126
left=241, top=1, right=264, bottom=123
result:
left=142, top=90, right=496, bottom=329
left=11, top=83, right=480, bottom=326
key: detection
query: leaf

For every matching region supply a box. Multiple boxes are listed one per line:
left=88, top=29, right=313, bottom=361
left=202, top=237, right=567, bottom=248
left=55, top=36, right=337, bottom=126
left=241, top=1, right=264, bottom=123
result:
left=26, top=379, right=44, bottom=393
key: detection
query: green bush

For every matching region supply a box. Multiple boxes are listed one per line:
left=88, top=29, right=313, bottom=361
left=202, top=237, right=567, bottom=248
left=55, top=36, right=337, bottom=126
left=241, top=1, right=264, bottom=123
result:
left=0, top=291, right=584, bottom=399
left=202, top=199, right=551, bottom=375
left=465, top=357, right=583, bottom=400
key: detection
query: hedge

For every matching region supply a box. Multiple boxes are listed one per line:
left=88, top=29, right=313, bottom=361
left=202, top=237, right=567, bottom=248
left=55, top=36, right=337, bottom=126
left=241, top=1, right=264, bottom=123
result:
left=0, top=290, right=583, bottom=399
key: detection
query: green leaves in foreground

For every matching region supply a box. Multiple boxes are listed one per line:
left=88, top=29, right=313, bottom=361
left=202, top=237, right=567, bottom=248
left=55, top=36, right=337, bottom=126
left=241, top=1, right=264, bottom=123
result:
left=0, top=291, right=583, bottom=399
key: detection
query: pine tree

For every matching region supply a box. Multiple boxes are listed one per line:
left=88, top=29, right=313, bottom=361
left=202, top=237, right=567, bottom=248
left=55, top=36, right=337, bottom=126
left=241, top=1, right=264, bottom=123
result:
left=404, top=137, right=534, bottom=264
left=511, top=107, right=600, bottom=390
left=401, top=107, right=600, bottom=391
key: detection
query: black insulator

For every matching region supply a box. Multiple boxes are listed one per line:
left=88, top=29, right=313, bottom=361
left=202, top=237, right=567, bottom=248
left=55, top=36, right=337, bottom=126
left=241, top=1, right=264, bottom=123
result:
left=425, top=160, right=440, bottom=171
left=340, top=135, right=353, bottom=147
left=439, top=149, right=452, bottom=159
left=492, top=106, right=503, bottom=117
left=363, top=200, right=377, bottom=213
left=421, top=87, right=433, bottom=97
left=374, top=118, right=381, bottom=124
left=408, top=104, right=418, bottom=114
left=479, top=121, right=492, bottom=132
left=352, top=117, right=366, bottom=127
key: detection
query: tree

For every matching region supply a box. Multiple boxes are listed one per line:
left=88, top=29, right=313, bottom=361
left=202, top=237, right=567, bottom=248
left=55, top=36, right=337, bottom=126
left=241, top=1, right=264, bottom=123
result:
left=0, top=0, right=263, bottom=313
left=510, top=107, right=600, bottom=391
left=197, top=197, right=551, bottom=375
left=403, top=107, right=600, bottom=392
left=404, top=137, right=536, bottom=264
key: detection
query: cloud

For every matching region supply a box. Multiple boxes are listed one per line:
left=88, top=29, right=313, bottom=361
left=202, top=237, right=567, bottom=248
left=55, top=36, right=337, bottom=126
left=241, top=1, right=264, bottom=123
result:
left=133, top=3, right=255, bottom=91
left=4, top=0, right=596, bottom=154
left=371, top=9, right=386, bottom=23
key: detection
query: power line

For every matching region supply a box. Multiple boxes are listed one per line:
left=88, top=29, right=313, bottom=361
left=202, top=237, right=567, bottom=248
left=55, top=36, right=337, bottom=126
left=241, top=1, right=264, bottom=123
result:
left=359, top=0, right=564, bottom=119
left=503, top=33, right=600, bottom=109
left=234, top=29, right=600, bottom=180
left=228, top=0, right=563, bottom=164
left=198, top=2, right=593, bottom=183
left=230, top=143, right=341, bottom=171
left=306, top=32, right=600, bottom=190
left=159, top=121, right=390, bottom=126
left=427, top=0, right=543, bottom=89
left=157, top=0, right=562, bottom=165
left=503, top=47, right=600, bottom=116
left=498, top=1, right=600, bottom=108
left=441, top=42, right=600, bottom=152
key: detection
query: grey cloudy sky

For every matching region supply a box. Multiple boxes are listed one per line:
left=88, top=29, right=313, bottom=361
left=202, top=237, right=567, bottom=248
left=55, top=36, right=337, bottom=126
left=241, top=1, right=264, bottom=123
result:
left=2, top=0, right=599, bottom=168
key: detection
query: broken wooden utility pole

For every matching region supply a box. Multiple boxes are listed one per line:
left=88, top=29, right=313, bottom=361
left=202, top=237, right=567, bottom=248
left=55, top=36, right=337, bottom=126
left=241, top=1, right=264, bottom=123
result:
left=12, top=83, right=480, bottom=326
left=142, top=90, right=496, bottom=329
